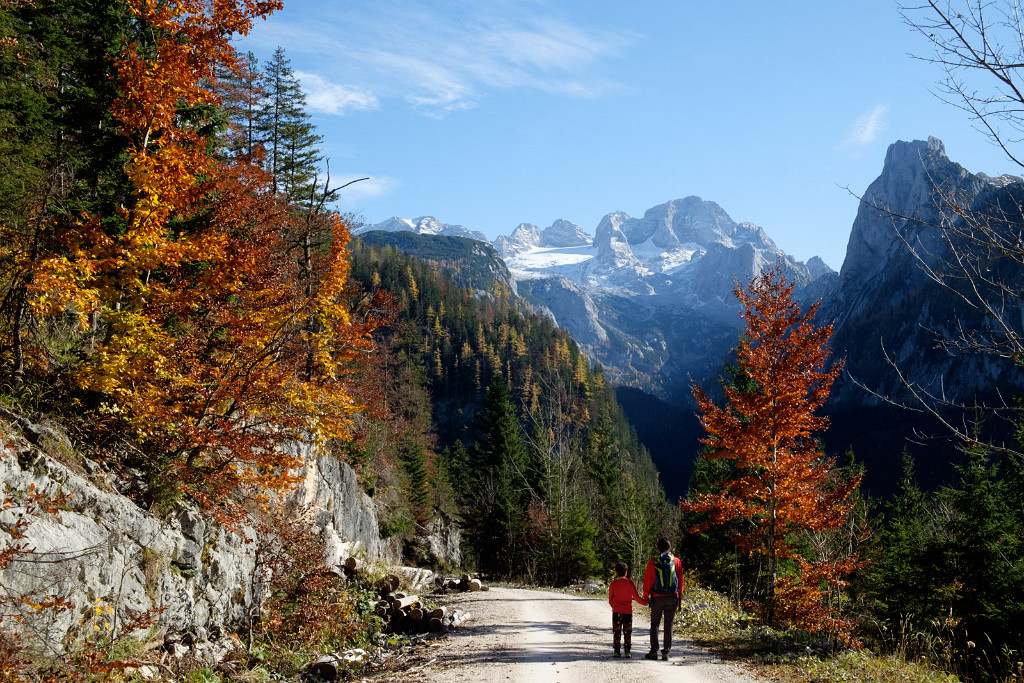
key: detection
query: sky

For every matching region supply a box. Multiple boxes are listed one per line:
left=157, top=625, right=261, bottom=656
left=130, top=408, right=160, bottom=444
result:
left=236, top=0, right=1020, bottom=271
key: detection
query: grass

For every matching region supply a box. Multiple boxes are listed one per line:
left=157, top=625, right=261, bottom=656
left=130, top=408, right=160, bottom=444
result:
left=674, top=585, right=958, bottom=683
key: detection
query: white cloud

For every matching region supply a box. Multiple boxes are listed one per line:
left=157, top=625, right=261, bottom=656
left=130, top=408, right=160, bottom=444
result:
left=332, top=175, right=399, bottom=203
left=251, top=1, right=634, bottom=118
left=842, top=104, right=888, bottom=149
left=295, top=72, right=378, bottom=115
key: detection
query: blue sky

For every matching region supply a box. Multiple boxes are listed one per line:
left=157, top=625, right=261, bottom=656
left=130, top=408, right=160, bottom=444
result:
left=237, top=1, right=1018, bottom=270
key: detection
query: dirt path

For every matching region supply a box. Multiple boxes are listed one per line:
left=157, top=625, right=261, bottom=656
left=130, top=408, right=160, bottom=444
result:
left=371, top=587, right=765, bottom=682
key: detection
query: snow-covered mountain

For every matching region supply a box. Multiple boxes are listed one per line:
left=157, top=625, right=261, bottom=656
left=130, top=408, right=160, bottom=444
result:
left=499, top=199, right=835, bottom=401
left=362, top=199, right=833, bottom=404
left=357, top=216, right=489, bottom=243
left=497, top=198, right=827, bottom=303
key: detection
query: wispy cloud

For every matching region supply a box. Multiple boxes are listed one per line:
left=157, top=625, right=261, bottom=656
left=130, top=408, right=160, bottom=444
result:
left=246, top=1, right=634, bottom=117
left=295, top=72, right=378, bottom=115
left=842, top=105, right=888, bottom=149
left=333, top=174, right=400, bottom=203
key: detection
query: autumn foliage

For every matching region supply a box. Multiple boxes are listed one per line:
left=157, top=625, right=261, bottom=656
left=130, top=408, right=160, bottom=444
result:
left=0, top=0, right=375, bottom=510
left=682, top=267, right=863, bottom=643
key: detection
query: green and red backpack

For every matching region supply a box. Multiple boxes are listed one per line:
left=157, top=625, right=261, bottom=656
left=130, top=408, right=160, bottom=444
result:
left=651, top=551, right=678, bottom=595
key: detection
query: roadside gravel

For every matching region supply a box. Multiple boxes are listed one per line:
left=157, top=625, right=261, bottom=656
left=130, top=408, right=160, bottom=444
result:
left=365, top=586, right=766, bottom=683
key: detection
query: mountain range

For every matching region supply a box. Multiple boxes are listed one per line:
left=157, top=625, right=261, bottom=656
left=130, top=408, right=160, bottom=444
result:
left=354, top=137, right=1022, bottom=496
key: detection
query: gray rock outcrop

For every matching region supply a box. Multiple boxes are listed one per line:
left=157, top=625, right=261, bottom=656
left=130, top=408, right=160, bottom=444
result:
left=0, top=415, right=457, bottom=657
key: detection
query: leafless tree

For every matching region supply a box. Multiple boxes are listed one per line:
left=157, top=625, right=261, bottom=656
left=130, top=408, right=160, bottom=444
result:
left=902, top=0, right=1024, bottom=169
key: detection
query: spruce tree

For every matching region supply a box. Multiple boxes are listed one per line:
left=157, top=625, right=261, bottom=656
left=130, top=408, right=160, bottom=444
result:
left=470, top=375, right=532, bottom=578
left=256, top=46, right=324, bottom=202
left=399, top=438, right=431, bottom=525
left=868, top=453, right=945, bottom=629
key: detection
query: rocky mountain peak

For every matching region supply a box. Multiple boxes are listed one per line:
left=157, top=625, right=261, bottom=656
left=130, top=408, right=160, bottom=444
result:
left=838, top=137, right=978, bottom=302
left=541, top=219, right=592, bottom=248
left=358, top=216, right=488, bottom=243
left=494, top=223, right=542, bottom=258
left=805, top=256, right=834, bottom=280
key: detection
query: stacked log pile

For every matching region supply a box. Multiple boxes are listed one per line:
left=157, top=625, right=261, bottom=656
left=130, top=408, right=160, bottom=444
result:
left=338, top=558, right=476, bottom=634
left=434, top=573, right=489, bottom=593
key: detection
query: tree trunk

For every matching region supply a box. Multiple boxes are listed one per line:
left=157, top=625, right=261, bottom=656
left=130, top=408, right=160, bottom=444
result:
left=11, top=284, right=26, bottom=381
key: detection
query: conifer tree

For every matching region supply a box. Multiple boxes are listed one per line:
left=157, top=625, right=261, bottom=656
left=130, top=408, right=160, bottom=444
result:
left=470, top=375, right=532, bottom=578
left=215, top=50, right=263, bottom=162
left=257, top=46, right=324, bottom=201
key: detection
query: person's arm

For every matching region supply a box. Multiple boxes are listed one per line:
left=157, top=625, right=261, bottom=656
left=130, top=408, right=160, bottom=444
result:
left=608, top=581, right=616, bottom=608
left=675, top=557, right=684, bottom=598
left=642, top=559, right=654, bottom=601
left=631, top=579, right=648, bottom=606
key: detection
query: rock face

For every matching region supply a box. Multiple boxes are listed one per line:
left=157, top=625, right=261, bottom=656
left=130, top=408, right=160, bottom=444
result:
left=495, top=196, right=834, bottom=402
left=815, top=137, right=1024, bottom=491
left=830, top=136, right=978, bottom=325
left=0, top=418, right=458, bottom=656
left=821, top=137, right=1002, bottom=402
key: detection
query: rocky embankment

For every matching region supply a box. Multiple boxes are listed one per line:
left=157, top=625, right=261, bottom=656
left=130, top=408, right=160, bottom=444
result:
left=0, top=409, right=460, bottom=666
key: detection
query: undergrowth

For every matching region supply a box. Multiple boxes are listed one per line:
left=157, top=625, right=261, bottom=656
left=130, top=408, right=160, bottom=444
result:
left=675, top=584, right=958, bottom=683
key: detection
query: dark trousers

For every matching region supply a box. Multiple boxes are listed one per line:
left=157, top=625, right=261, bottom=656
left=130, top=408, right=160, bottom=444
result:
left=612, top=612, right=632, bottom=651
left=649, top=594, right=678, bottom=654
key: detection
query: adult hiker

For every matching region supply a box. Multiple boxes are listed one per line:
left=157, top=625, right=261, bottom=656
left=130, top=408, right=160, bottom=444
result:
left=642, top=537, right=684, bottom=661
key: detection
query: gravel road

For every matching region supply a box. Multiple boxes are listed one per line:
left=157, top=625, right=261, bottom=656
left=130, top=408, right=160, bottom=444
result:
left=374, top=586, right=766, bottom=683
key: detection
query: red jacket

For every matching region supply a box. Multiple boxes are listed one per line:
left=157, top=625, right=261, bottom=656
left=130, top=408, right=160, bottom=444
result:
left=642, top=553, right=684, bottom=600
left=608, top=577, right=647, bottom=614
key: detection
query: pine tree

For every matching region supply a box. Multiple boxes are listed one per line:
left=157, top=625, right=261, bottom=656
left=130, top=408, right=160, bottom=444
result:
left=470, top=375, right=532, bottom=578
left=256, top=46, right=324, bottom=202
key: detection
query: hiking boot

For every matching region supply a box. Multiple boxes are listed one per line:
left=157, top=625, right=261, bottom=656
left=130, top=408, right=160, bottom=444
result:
left=624, top=651, right=632, bottom=658
left=644, top=651, right=659, bottom=660
left=661, top=651, right=669, bottom=661
left=613, top=650, right=621, bottom=658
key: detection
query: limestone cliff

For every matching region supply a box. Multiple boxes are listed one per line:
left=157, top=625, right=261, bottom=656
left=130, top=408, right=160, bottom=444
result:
left=0, top=412, right=459, bottom=658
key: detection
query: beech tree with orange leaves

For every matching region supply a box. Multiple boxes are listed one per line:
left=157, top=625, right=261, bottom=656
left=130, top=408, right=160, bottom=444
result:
left=682, top=267, right=863, bottom=643
left=0, top=0, right=378, bottom=513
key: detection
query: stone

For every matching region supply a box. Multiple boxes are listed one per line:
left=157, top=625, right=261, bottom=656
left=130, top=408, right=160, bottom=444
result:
left=0, top=415, right=412, bottom=659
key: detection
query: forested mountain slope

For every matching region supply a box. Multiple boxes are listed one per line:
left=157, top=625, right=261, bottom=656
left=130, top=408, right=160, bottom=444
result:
left=346, top=237, right=676, bottom=581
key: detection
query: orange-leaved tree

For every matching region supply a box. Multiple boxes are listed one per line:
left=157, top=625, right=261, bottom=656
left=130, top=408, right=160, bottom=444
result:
left=681, top=266, right=863, bottom=643
left=14, top=0, right=378, bottom=512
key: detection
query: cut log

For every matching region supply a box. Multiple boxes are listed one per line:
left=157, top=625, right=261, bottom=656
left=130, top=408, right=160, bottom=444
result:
left=389, top=594, right=419, bottom=610
left=429, top=606, right=447, bottom=619
left=310, top=655, right=342, bottom=678
left=344, top=557, right=362, bottom=572
left=467, top=579, right=482, bottom=591
left=408, top=608, right=424, bottom=621
left=428, top=617, right=443, bottom=632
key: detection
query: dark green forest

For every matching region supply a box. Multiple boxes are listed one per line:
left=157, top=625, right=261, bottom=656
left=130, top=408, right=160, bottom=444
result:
left=345, top=237, right=675, bottom=584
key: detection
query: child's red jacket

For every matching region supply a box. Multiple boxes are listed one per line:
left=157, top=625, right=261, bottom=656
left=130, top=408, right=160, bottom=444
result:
left=608, top=577, right=647, bottom=614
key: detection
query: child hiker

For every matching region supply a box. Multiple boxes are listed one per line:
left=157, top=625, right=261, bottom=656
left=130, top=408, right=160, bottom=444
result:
left=607, top=561, right=648, bottom=658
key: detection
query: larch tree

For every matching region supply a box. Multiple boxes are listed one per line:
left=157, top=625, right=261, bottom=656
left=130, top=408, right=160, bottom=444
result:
left=681, top=267, right=862, bottom=641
